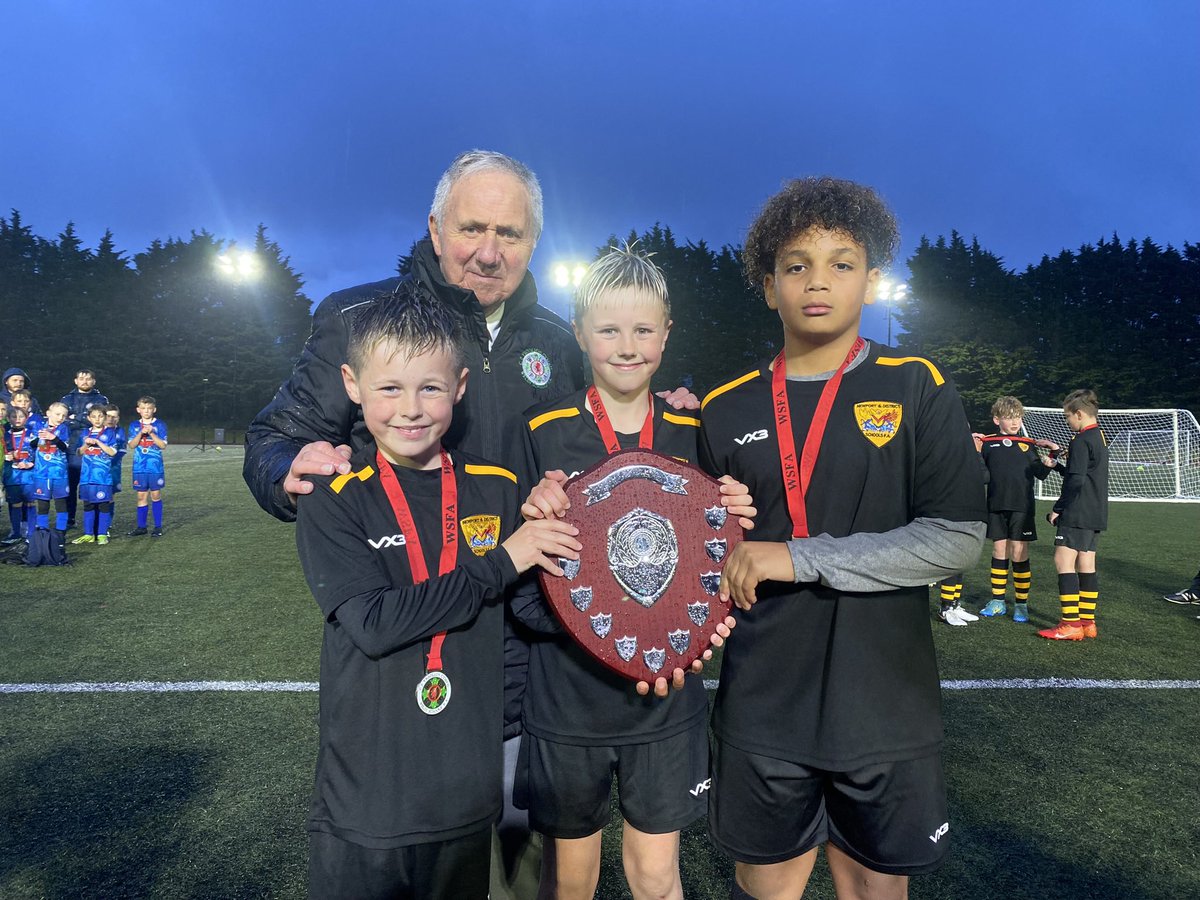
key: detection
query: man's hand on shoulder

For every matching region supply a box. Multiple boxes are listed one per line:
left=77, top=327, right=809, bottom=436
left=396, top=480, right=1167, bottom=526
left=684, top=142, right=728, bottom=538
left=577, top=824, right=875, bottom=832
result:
left=285, top=441, right=353, bottom=503
left=656, top=387, right=700, bottom=411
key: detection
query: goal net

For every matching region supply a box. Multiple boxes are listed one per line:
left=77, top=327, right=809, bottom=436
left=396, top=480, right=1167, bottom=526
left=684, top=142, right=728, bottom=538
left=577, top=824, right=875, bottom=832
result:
left=1020, top=407, right=1200, bottom=502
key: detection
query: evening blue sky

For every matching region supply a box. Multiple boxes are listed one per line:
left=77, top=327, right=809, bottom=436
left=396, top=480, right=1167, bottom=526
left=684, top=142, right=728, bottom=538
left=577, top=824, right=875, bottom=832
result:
left=3, top=1, right=1197, bottom=340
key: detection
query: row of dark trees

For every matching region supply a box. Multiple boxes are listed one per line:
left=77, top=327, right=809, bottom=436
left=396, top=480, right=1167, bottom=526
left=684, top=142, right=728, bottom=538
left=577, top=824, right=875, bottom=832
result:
left=610, top=226, right=1200, bottom=427
left=0, top=211, right=313, bottom=430
left=3, top=210, right=1196, bottom=434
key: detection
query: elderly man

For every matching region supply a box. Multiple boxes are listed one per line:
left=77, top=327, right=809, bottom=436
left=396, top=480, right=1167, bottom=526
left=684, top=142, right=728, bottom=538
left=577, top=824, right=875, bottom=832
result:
left=244, top=150, right=584, bottom=517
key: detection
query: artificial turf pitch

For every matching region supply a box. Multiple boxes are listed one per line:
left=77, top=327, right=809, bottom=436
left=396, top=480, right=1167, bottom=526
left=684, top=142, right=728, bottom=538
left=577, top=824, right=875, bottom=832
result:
left=1, top=447, right=1197, bottom=898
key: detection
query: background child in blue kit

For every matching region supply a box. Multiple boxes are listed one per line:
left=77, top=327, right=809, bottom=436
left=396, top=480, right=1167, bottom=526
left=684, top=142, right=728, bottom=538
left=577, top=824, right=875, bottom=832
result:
left=73, top=405, right=120, bottom=545
left=28, top=401, right=71, bottom=564
left=4, top=405, right=36, bottom=544
left=127, top=396, right=167, bottom=537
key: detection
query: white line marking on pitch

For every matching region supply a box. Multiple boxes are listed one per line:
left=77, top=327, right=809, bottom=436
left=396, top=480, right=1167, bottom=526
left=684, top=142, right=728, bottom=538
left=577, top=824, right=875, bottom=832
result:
left=2, top=678, right=1199, bottom=694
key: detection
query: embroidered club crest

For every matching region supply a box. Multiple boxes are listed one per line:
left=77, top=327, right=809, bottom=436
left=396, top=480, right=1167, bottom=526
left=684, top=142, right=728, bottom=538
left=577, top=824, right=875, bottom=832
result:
left=520, top=349, right=552, bottom=387
left=459, top=515, right=500, bottom=556
left=855, top=402, right=903, bottom=448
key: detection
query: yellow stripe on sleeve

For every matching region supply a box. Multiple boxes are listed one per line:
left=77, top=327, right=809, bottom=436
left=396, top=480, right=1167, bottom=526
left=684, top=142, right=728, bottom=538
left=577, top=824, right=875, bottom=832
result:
left=701, top=369, right=762, bottom=411
left=528, top=407, right=580, bottom=432
left=331, top=465, right=375, bottom=494
left=662, top=411, right=700, bottom=427
left=874, top=356, right=945, bottom=386
left=464, top=463, right=518, bottom=484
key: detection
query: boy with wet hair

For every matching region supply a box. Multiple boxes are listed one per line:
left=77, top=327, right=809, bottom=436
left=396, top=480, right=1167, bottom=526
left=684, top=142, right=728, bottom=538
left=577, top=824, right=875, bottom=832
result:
left=1040, top=389, right=1108, bottom=640
left=976, top=395, right=1057, bottom=622
left=700, top=177, right=985, bottom=899
left=295, top=285, right=580, bottom=899
left=515, top=243, right=749, bottom=900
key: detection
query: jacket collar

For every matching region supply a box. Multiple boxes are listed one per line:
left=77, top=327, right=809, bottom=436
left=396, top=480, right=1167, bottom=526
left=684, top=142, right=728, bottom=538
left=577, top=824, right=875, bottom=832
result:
left=411, top=237, right=540, bottom=326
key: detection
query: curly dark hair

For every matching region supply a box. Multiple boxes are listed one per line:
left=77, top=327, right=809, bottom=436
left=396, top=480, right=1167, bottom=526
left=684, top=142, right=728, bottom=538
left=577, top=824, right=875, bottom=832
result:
left=742, top=177, right=899, bottom=289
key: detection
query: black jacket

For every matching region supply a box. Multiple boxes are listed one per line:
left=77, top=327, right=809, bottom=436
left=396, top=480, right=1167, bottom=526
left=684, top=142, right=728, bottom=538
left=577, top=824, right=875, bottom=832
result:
left=244, top=237, right=584, bottom=520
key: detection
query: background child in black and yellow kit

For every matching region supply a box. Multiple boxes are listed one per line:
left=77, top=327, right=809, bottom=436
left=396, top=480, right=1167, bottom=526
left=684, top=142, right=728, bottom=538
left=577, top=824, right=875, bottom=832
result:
left=514, top=245, right=749, bottom=900
left=976, top=395, right=1057, bottom=623
left=698, top=178, right=986, bottom=900
left=1040, top=389, right=1108, bottom=641
left=294, top=286, right=580, bottom=900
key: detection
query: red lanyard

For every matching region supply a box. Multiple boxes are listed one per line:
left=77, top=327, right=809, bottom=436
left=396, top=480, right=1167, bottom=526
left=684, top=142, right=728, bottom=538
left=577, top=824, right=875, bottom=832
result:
left=772, top=337, right=865, bottom=539
left=376, top=449, right=459, bottom=672
left=586, top=385, right=654, bottom=454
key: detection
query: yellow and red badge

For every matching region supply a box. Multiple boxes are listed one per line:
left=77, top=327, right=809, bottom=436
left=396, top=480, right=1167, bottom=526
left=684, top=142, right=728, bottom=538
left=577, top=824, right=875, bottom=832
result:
left=855, top=402, right=903, bottom=448
left=460, top=515, right=501, bottom=556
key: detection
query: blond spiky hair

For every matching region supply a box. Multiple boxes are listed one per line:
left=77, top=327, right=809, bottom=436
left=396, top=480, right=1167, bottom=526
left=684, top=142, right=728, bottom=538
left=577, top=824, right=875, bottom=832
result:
left=573, top=241, right=670, bottom=323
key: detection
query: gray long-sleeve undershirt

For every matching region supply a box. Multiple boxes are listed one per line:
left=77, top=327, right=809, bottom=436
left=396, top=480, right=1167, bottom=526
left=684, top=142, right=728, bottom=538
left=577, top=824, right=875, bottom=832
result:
left=787, top=517, right=985, bottom=593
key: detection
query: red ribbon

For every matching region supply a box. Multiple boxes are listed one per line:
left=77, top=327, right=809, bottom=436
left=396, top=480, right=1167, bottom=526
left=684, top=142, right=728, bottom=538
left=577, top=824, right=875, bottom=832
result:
left=376, top=449, right=459, bottom=672
left=771, top=337, right=865, bottom=539
left=587, top=385, right=653, bottom=454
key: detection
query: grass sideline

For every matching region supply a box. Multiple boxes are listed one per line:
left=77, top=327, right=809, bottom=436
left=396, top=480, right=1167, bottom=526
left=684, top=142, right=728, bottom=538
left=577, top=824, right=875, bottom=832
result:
left=1, top=447, right=1198, bottom=898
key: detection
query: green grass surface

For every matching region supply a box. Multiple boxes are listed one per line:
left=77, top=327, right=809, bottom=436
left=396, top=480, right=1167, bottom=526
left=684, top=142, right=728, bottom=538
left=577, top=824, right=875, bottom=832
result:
left=2, top=448, right=1198, bottom=898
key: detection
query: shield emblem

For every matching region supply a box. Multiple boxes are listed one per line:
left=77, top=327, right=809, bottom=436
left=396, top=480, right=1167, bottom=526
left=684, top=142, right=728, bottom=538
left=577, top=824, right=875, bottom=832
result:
left=643, top=647, right=666, bottom=673
left=615, top=635, right=638, bottom=662
left=607, top=507, right=678, bottom=608
left=855, top=401, right=903, bottom=448
left=571, top=586, right=593, bottom=612
left=704, top=505, right=727, bottom=529
left=591, top=613, right=612, bottom=638
left=560, top=558, right=580, bottom=580
left=668, top=629, right=691, bottom=655
left=537, top=449, right=743, bottom=681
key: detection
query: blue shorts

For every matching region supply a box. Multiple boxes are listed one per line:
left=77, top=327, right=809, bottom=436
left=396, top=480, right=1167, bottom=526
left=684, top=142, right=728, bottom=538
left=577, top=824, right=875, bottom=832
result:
left=133, top=472, right=166, bottom=491
left=5, top=482, right=34, bottom=503
left=33, top=478, right=69, bottom=501
left=79, top=483, right=115, bottom=503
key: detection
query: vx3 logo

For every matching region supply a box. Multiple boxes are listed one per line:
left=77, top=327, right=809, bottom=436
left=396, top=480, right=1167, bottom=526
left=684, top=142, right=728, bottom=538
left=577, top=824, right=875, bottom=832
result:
left=689, top=778, right=712, bottom=797
left=928, top=822, right=949, bottom=844
left=735, top=429, right=769, bottom=445
left=367, top=534, right=407, bottom=549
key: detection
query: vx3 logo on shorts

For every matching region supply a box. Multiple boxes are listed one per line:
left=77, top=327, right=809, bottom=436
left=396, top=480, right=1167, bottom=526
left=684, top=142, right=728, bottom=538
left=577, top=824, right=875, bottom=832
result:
left=928, top=822, right=949, bottom=844
left=735, top=429, right=768, bottom=446
left=689, top=778, right=712, bottom=797
left=367, top=534, right=407, bottom=549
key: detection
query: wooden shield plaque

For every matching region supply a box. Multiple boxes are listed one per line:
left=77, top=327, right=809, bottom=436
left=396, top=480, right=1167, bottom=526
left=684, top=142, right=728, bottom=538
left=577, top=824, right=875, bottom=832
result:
left=537, top=448, right=743, bottom=681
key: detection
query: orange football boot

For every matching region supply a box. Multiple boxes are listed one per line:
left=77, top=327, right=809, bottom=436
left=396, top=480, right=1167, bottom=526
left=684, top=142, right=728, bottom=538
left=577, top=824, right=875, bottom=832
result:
left=1037, top=621, right=1086, bottom=641
left=1080, top=621, right=1098, bottom=639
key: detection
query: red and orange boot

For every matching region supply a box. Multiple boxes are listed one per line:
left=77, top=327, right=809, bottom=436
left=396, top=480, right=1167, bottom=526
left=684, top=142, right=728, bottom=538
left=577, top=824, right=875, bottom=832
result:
left=1038, top=621, right=1086, bottom=641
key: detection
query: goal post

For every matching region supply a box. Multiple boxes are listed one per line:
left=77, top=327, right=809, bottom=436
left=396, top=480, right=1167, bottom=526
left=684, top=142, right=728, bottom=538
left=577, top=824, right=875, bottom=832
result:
left=1020, top=407, right=1200, bottom=502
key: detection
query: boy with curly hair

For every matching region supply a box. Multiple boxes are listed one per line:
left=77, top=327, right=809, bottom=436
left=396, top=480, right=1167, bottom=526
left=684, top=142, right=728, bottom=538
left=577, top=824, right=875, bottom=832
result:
left=699, top=177, right=986, bottom=899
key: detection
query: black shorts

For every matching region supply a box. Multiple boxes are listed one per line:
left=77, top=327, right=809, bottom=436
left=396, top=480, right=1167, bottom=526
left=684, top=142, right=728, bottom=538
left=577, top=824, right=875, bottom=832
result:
left=516, top=721, right=708, bottom=838
left=986, top=510, right=1036, bottom=542
left=1055, top=527, right=1100, bottom=552
left=308, top=828, right=490, bottom=900
left=708, top=740, right=950, bottom=876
